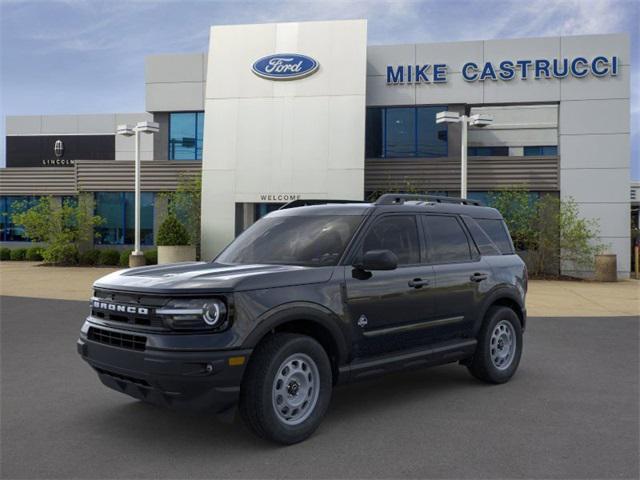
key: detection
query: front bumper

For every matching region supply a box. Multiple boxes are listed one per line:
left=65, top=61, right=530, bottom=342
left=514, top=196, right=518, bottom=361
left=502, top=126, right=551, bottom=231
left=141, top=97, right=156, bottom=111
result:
left=77, top=323, right=251, bottom=413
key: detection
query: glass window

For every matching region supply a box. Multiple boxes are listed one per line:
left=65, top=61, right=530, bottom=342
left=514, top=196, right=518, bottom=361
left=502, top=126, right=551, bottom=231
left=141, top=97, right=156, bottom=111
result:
left=476, top=219, right=515, bottom=254
left=365, top=108, right=383, bottom=158
left=523, top=145, right=558, bottom=156
left=217, top=215, right=364, bottom=267
left=169, top=112, right=204, bottom=160
left=366, top=106, right=448, bottom=158
left=0, top=196, right=40, bottom=242
left=95, top=192, right=154, bottom=245
left=468, top=146, right=509, bottom=156
left=385, top=108, right=415, bottom=157
left=423, top=215, right=471, bottom=263
left=361, top=215, right=420, bottom=265
left=417, top=107, right=448, bottom=157
left=461, top=216, right=501, bottom=256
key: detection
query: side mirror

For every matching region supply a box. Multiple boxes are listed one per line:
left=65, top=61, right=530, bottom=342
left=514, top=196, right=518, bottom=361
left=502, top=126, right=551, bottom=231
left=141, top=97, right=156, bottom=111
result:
left=356, top=249, right=398, bottom=271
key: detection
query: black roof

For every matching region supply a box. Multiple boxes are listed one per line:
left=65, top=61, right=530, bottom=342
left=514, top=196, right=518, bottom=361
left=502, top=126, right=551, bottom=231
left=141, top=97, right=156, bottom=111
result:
left=272, top=196, right=504, bottom=220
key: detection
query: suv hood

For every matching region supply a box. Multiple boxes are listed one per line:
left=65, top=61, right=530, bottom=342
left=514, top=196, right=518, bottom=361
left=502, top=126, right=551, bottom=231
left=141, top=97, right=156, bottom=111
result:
left=93, top=262, right=335, bottom=294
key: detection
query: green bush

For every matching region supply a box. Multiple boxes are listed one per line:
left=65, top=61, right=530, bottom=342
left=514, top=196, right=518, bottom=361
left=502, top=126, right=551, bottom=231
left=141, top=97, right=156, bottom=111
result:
left=26, top=246, right=43, bottom=261
left=10, top=195, right=103, bottom=266
left=0, top=248, right=10, bottom=261
left=157, top=214, right=190, bottom=246
left=119, top=249, right=133, bottom=267
left=98, top=249, right=120, bottom=266
left=42, top=244, right=79, bottom=265
left=144, top=249, right=158, bottom=265
left=10, top=248, right=27, bottom=261
left=79, top=249, right=101, bottom=266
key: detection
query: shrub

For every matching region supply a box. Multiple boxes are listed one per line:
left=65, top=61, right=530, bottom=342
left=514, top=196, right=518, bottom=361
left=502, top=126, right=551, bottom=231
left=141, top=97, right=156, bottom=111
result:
left=11, top=195, right=103, bottom=265
left=79, top=249, right=101, bottom=266
left=157, top=214, right=190, bottom=246
left=98, top=249, right=120, bottom=266
left=26, top=246, right=43, bottom=261
left=0, top=248, right=10, bottom=261
left=119, top=249, right=133, bottom=267
left=42, top=244, right=79, bottom=265
left=144, top=249, right=157, bottom=265
left=10, top=248, right=27, bottom=261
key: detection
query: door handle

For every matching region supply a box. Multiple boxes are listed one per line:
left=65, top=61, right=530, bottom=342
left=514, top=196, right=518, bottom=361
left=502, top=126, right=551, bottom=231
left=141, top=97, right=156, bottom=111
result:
left=470, top=272, right=488, bottom=282
left=408, top=278, right=430, bottom=289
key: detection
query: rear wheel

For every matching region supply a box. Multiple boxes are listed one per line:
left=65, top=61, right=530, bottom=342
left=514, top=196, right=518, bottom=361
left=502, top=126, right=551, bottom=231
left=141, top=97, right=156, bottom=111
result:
left=467, top=306, right=523, bottom=384
left=239, top=333, right=332, bottom=444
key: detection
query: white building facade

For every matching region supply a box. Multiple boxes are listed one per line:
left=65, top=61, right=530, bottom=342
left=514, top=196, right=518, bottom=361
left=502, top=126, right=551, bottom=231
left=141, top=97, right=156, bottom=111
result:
left=2, top=20, right=631, bottom=277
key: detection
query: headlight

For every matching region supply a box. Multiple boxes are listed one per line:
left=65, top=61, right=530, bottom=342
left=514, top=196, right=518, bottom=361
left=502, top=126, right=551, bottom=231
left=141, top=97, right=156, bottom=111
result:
left=156, top=298, right=228, bottom=331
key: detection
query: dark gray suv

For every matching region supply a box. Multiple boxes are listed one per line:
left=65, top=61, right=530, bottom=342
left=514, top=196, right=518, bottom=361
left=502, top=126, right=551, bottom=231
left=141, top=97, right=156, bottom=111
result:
left=78, top=194, right=527, bottom=444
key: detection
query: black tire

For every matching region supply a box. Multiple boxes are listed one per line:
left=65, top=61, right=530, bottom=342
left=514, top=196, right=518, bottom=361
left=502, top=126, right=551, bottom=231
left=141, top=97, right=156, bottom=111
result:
left=239, top=333, right=332, bottom=444
left=467, top=306, right=523, bottom=384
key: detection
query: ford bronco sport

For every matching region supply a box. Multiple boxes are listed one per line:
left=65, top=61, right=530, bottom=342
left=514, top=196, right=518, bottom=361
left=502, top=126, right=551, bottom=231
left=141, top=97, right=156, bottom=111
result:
left=78, top=194, right=527, bottom=444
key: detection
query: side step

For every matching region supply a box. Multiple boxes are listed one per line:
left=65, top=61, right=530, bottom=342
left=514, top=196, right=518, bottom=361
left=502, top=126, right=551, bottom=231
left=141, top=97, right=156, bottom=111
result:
left=337, top=339, right=477, bottom=384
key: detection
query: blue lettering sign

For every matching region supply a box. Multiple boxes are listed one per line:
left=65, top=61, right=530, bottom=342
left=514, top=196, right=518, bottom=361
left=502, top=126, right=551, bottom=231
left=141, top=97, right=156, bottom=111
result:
left=252, top=54, right=319, bottom=80
left=570, top=57, right=589, bottom=77
left=433, top=64, right=447, bottom=83
left=499, top=61, right=515, bottom=80
left=386, top=55, right=620, bottom=85
left=387, top=65, right=404, bottom=84
left=462, top=62, right=479, bottom=81
left=415, top=64, right=430, bottom=83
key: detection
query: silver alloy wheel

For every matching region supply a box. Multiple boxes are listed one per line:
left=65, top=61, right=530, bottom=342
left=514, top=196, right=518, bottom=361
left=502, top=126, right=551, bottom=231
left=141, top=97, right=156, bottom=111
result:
left=272, top=353, right=320, bottom=426
left=490, top=320, right=517, bottom=370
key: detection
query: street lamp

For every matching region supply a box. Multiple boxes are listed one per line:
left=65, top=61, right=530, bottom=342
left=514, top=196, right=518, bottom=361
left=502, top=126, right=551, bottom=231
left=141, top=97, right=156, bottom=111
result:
left=436, top=111, right=493, bottom=198
left=116, top=121, right=159, bottom=267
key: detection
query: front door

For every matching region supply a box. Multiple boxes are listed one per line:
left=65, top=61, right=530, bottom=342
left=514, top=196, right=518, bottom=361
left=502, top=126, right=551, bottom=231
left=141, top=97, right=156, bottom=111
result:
left=344, top=214, right=436, bottom=357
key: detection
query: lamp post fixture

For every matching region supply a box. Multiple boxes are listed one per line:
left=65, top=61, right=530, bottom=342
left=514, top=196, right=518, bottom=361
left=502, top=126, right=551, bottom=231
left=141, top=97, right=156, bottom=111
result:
left=116, top=121, right=159, bottom=267
left=436, top=111, right=493, bottom=198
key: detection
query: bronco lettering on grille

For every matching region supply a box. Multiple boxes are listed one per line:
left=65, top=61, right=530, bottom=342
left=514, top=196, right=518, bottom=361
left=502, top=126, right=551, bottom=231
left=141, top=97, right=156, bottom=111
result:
left=92, top=300, right=149, bottom=316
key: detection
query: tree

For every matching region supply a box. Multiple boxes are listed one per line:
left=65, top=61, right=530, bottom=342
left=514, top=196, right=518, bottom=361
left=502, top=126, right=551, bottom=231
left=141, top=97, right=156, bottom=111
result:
left=11, top=196, right=103, bottom=265
left=161, top=174, right=201, bottom=249
left=487, top=187, right=605, bottom=277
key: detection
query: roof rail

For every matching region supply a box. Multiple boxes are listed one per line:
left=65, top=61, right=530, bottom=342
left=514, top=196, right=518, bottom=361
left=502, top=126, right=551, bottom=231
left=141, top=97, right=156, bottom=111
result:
left=279, top=199, right=366, bottom=210
left=375, top=194, right=482, bottom=206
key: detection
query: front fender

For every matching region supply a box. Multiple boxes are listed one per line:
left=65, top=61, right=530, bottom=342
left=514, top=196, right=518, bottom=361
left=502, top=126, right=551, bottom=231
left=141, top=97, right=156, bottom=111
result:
left=241, top=302, right=350, bottom=365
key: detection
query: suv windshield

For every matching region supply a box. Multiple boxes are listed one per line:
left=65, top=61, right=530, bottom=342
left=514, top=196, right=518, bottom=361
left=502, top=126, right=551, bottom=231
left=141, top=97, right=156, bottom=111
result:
left=216, top=215, right=364, bottom=267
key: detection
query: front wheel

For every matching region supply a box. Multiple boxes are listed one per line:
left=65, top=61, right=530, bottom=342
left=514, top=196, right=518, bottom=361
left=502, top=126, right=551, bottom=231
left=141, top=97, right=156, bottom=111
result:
left=239, top=333, right=332, bottom=444
left=467, top=306, right=523, bottom=384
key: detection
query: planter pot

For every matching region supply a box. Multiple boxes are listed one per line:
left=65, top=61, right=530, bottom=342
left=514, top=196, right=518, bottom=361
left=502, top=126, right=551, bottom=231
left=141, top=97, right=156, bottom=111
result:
left=594, top=254, right=617, bottom=282
left=157, top=245, right=196, bottom=265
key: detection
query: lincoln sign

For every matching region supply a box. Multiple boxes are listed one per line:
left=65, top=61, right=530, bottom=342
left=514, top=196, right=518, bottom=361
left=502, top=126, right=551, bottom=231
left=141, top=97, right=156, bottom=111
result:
left=386, top=55, right=620, bottom=84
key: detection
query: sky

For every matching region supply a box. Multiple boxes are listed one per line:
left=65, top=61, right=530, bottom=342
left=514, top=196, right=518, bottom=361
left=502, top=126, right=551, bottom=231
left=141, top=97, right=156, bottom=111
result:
left=1, top=0, right=638, bottom=178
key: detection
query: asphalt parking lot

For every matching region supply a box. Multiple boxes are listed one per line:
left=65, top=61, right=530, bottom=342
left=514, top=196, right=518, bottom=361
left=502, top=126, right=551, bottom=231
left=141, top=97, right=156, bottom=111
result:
left=1, top=296, right=638, bottom=479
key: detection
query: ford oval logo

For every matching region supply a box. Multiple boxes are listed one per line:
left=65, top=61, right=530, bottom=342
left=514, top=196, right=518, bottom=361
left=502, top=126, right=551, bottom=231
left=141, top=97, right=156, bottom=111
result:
left=252, top=53, right=319, bottom=80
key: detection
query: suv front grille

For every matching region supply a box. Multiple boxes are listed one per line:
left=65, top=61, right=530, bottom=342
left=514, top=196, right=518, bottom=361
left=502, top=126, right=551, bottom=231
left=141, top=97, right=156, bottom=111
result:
left=91, top=290, right=168, bottom=330
left=88, top=327, right=146, bottom=351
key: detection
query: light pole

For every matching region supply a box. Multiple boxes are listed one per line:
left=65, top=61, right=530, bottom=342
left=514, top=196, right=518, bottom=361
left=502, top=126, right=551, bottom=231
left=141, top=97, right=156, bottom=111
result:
left=436, top=111, right=493, bottom=198
left=116, top=121, right=159, bottom=267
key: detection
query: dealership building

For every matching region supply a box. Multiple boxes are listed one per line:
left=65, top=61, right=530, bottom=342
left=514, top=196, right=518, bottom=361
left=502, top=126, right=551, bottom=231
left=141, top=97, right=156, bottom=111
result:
left=0, top=20, right=632, bottom=277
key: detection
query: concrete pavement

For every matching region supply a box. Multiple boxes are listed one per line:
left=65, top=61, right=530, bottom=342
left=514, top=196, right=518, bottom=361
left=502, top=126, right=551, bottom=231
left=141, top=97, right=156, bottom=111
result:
left=1, top=296, right=638, bottom=479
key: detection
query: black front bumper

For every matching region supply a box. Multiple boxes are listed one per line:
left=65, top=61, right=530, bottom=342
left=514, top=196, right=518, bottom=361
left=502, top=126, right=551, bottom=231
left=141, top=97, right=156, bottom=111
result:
left=78, top=324, right=251, bottom=413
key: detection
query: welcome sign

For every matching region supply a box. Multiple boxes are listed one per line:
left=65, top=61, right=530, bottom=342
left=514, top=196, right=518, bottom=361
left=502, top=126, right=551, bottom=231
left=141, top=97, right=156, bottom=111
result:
left=386, top=55, right=620, bottom=84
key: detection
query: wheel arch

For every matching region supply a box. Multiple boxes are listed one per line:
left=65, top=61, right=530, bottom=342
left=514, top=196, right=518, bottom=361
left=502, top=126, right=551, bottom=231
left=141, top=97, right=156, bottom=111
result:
left=475, top=288, right=526, bottom=335
left=242, top=303, right=350, bottom=382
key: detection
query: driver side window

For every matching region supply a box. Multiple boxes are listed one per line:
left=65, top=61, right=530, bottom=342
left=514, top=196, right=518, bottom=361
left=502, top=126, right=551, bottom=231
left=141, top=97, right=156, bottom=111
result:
left=361, top=215, right=420, bottom=265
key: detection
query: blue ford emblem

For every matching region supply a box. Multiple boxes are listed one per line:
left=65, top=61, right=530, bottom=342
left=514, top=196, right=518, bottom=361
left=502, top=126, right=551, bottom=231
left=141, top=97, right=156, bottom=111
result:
left=252, top=53, right=319, bottom=80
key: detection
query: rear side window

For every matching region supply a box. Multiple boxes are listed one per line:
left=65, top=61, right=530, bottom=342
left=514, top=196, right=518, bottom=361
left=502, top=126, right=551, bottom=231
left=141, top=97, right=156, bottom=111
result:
left=461, top=216, right=501, bottom=256
left=361, top=215, right=420, bottom=265
left=476, top=219, right=515, bottom=254
left=422, top=215, right=472, bottom=263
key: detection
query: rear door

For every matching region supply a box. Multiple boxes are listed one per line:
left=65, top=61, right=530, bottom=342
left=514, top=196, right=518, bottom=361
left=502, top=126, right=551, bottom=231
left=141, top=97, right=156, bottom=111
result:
left=421, top=214, right=490, bottom=339
left=343, top=214, right=436, bottom=357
